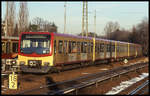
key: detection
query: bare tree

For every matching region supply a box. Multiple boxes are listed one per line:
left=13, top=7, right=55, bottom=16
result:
left=128, top=25, right=138, bottom=43
left=18, top=2, right=29, bottom=35
left=104, top=21, right=120, bottom=39
left=5, top=2, right=16, bottom=37
left=43, top=21, right=51, bottom=31
left=136, top=17, right=149, bottom=56
left=31, top=17, right=57, bottom=32
left=32, top=17, right=44, bottom=31
left=128, top=17, right=148, bottom=56
left=13, top=23, right=18, bottom=36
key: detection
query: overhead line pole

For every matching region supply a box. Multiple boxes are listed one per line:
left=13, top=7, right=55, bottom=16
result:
left=82, top=1, right=88, bottom=37
left=82, top=2, right=85, bottom=37
left=86, top=1, right=88, bottom=37
left=94, top=9, right=96, bottom=38
left=64, top=2, right=67, bottom=34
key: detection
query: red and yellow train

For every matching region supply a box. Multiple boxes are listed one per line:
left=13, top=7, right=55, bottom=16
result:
left=18, top=32, right=142, bottom=73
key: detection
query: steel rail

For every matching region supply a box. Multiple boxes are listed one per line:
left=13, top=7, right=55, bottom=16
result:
left=141, top=87, right=149, bottom=95
left=16, top=62, right=148, bottom=95
left=128, top=80, right=149, bottom=95
left=48, top=63, right=148, bottom=95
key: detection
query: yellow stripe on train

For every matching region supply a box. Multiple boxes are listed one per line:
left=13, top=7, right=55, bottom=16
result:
left=18, top=55, right=53, bottom=66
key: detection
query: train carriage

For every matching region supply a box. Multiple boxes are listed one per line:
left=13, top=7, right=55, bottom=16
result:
left=18, top=32, right=142, bottom=73
left=2, top=36, right=19, bottom=59
left=1, top=36, right=19, bottom=71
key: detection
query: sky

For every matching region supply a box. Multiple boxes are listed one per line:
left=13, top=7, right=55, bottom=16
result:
left=1, top=1, right=149, bottom=36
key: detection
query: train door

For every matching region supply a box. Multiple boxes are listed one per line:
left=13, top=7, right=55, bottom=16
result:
left=6, top=42, right=11, bottom=54
left=106, top=42, right=110, bottom=59
left=12, top=42, right=18, bottom=53
left=111, top=42, right=115, bottom=59
left=77, top=41, right=81, bottom=61
left=2, top=41, right=6, bottom=54
left=95, top=41, right=98, bottom=60
left=53, top=40, right=57, bottom=64
left=110, top=42, right=115, bottom=59
left=68, top=40, right=78, bottom=63
left=57, top=39, right=64, bottom=64
left=81, top=41, right=88, bottom=61
left=63, top=40, right=68, bottom=62
left=87, top=41, right=91, bottom=61
left=110, top=42, right=112, bottom=59
left=100, top=42, right=104, bottom=59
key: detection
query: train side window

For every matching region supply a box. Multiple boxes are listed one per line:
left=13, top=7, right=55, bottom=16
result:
left=68, top=41, right=72, bottom=53
left=91, top=42, right=93, bottom=53
left=72, top=41, right=77, bottom=53
left=12, top=42, right=18, bottom=53
left=122, top=46, right=124, bottom=52
left=54, top=40, right=56, bottom=54
left=99, top=44, right=101, bottom=52
left=96, top=43, right=99, bottom=53
left=2, top=42, right=5, bottom=53
left=106, top=44, right=109, bottom=52
left=77, top=42, right=80, bottom=53
left=117, top=45, right=119, bottom=52
left=120, top=45, right=122, bottom=52
left=100, top=43, right=104, bottom=52
left=125, top=46, right=127, bottom=52
left=58, top=40, right=63, bottom=54
left=112, top=45, right=115, bottom=52
left=84, top=42, right=87, bottom=53
left=64, top=40, right=68, bottom=54
left=87, top=42, right=90, bottom=53
left=95, top=43, right=97, bottom=53
left=107, top=44, right=110, bottom=52
left=124, top=45, right=126, bottom=52
left=119, top=46, right=121, bottom=52
left=98, top=43, right=100, bottom=53
left=6, top=42, right=10, bottom=54
left=81, top=42, right=84, bottom=53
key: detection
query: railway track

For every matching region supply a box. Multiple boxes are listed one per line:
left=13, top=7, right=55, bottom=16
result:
left=128, top=80, right=149, bottom=95
left=15, top=61, right=148, bottom=95
left=2, top=57, right=147, bottom=81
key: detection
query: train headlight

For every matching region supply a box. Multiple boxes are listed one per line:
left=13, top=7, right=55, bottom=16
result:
left=44, top=62, right=50, bottom=66
left=29, top=61, right=34, bottom=66
left=11, top=60, right=16, bottom=65
left=20, top=61, right=25, bottom=65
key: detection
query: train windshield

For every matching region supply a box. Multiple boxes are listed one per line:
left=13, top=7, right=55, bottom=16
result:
left=20, top=34, right=51, bottom=54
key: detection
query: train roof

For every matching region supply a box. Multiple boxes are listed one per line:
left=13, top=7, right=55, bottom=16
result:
left=20, top=32, right=141, bottom=46
left=53, top=33, right=133, bottom=44
left=53, top=33, right=93, bottom=40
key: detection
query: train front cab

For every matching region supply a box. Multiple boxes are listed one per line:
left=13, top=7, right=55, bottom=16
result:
left=18, top=32, right=54, bottom=73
